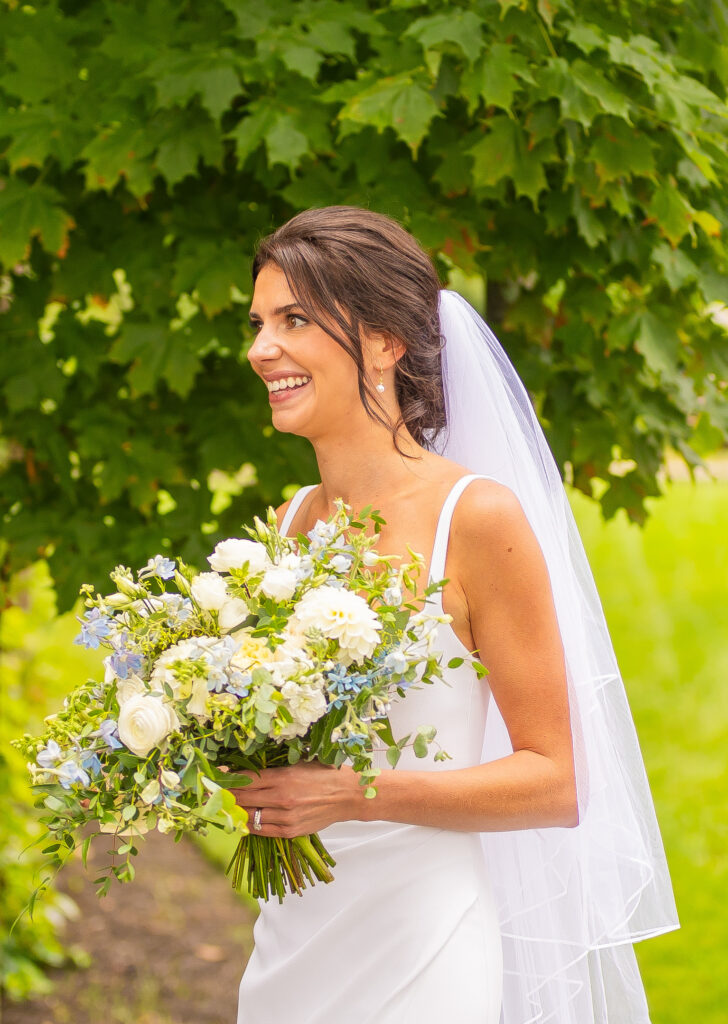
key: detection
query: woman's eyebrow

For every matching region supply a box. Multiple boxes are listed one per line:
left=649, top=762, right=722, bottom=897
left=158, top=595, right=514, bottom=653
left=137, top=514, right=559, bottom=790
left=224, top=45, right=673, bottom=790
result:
left=248, top=302, right=302, bottom=321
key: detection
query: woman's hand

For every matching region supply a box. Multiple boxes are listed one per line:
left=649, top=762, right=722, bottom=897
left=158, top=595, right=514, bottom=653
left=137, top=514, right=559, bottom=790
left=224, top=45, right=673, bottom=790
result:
left=228, top=761, right=365, bottom=838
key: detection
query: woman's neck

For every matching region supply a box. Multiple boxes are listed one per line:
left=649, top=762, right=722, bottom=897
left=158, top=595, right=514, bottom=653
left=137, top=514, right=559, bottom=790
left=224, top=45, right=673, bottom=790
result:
left=310, top=424, right=433, bottom=513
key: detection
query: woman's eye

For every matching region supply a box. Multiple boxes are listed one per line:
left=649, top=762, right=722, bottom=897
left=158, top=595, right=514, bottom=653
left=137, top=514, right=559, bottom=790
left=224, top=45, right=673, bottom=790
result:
left=287, top=314, right=308, bottom=328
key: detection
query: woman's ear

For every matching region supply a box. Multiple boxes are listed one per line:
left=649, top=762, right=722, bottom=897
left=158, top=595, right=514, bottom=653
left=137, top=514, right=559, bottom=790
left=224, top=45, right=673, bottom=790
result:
left=366, top=330, right=406, bottom=370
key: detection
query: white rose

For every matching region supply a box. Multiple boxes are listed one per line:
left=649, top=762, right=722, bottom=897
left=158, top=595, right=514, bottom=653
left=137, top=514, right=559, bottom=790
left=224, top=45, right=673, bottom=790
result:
left=277, top=680, right=328, bottom=740
left=288, top=585, right=381, bottom=665
left=191, top=572, right=228, bottom=611
left=116, top=674, right=147, bottom=706
left=117, top=694, right=180, bottom=757
left=259, top=566, right=298, bottom=601
left=218, top=596, right=250, bottom=632
left=208, top=538, right=270, bottom=574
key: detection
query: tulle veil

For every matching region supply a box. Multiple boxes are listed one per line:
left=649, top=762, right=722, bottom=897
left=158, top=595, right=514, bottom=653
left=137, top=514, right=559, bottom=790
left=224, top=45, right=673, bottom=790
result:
left=428, top=289, right=679, bottom=1024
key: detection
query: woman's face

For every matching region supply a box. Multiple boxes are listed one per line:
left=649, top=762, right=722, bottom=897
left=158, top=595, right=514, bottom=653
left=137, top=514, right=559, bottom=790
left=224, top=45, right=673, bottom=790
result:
left=247, top=263, right=371, bottom=440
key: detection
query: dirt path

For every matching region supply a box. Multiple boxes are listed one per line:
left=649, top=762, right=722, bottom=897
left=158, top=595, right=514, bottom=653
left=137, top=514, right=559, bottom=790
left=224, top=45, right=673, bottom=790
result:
left=1, top=831, right=257, bottom=1024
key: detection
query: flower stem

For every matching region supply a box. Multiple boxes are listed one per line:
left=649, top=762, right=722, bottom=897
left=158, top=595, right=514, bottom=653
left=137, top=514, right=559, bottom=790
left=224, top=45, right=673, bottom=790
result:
left=224, top=832, right=336, bottom=900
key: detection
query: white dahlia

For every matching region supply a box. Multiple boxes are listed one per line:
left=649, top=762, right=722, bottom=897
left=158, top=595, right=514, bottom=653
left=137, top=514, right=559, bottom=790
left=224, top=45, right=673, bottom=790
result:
left=288, top=585, right=381, bottom=665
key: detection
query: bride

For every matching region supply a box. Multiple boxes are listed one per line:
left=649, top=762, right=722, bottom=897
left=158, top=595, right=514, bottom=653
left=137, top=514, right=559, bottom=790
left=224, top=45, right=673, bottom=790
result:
left=233, top=205, right=678, bottom=1024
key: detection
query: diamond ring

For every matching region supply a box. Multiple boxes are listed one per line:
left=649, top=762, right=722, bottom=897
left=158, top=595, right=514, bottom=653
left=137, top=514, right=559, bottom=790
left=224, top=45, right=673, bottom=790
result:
left=253, top=807, right=263, bottom=831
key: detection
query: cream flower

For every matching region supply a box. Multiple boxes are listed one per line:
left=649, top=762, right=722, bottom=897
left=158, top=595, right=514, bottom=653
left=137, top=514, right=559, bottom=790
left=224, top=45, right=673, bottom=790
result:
left=268, top=638, right=314, bottom=686
left=259, top=566, right=298, bottom=601
left=208, top=538, right=270, bottom=574
left=218, top=596, right=249, bottom=632
left=117, top=693, right=179, bottom=757
left=186, top=675, right=211, bottom=719
left=230, top=632, right=275, bottom=672
left=277, top=680, right=328, bottom=740
left=288, top=585, right=381, bottom=665
left=190, top=572, right=228, bottom=610
left=116, top=674, right=147, bottom=706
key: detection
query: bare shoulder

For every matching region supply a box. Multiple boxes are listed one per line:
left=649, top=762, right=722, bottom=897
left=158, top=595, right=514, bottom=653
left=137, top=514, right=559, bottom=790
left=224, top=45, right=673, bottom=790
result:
left=456, top=476, right=528, bottom=532
left=451, top=477, right=543, bottom=572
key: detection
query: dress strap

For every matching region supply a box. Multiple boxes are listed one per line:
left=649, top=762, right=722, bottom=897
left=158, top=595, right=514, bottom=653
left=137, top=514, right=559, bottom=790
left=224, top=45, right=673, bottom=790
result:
left=427, top=474, right=499, bottom=610
left=280, top=483, right=318, bottom=538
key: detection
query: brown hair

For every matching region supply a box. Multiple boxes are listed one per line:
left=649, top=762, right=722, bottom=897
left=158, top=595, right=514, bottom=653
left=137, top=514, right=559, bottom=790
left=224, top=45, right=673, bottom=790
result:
left=251, top=205, right=446, bottom=456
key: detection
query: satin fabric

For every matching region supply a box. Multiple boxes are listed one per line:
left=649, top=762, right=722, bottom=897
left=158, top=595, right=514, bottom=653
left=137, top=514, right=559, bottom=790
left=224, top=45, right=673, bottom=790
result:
left=236, top=479, right=503, bottom=1023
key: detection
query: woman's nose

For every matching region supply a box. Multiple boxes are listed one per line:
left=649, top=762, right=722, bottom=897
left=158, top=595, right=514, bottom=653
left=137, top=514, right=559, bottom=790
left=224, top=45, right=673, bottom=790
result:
left=247, top=323, right=282, bottom=363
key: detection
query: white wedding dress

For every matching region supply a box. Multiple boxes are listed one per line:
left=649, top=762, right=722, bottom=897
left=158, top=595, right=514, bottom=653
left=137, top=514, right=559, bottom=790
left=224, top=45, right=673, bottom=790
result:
left=236, top=475, right=503, bottom=1024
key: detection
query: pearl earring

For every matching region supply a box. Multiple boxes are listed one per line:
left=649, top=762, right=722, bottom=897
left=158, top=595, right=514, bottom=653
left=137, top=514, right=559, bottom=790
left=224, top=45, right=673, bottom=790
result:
left=376, top=364, right=385, bottom=393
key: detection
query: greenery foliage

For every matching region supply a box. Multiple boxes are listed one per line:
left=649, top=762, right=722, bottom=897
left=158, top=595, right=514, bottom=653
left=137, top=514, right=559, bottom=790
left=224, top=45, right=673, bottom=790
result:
left=1, top=0, right=727, bottom=611
left=0, top=563, right=95, bottom=1001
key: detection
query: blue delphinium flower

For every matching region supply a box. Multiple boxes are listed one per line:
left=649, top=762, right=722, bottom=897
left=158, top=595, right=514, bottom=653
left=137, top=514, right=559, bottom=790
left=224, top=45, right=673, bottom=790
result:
left=106, top=630, right=144, bottom=679
left=37, top=738, right=63, bottom=768
left=383, top=648, right=408, bottom=675
left=110, top=648, right=144, bottom=679
left=307, top=520, right=338, bottom=553
left=79, top=748, right=103, bottom=777
left=159, top=592, right=193, bottom=624
left=73, top=608, right=113, bottom=649
left=57, top=759, right=91, bottom=789
left=329, top=552, right=354, bottom=573
left=92, top=718, right=124, bottom=750
left=226, top=670, right=252, bottom=699
left=207, top=667, right=228, bottom=693
left=342, top=731, right=368, bottom=751
left=325, top=664, right=370, bottom=709
left=188, top=635, right=238, bottom=693
left=138, top=554, right=176, bottom=580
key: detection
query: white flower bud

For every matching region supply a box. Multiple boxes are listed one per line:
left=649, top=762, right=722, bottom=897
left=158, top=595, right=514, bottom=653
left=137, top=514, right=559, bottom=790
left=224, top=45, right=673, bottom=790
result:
left=190, top=572, right=228, bottom=610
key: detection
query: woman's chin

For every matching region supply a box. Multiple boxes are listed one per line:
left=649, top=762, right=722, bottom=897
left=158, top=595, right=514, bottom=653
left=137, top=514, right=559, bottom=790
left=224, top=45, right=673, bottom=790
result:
left=268, top=383, right=315, bottom=433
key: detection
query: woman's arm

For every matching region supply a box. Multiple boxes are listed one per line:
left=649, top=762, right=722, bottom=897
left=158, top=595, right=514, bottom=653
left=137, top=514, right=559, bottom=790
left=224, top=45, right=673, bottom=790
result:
left=351, top=480, right=578, bottom=831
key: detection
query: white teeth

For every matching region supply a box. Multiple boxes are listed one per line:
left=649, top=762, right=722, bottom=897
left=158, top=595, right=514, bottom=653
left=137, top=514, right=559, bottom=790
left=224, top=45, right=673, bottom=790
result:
left=267, top=375, right=311, bottom=392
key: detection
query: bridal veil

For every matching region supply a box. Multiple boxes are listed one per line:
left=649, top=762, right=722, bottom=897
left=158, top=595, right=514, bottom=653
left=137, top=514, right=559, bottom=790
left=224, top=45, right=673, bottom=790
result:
left=430, top=289, right=679, bottom=1024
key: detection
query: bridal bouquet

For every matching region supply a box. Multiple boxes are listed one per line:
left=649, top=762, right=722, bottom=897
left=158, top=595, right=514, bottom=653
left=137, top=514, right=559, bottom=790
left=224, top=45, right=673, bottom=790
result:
left=13, top=498, right=482, bottom=904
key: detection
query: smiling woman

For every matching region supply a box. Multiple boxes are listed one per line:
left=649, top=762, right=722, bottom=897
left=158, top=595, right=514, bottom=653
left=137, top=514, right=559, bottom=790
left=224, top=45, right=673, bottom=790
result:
left=232, top=206, right=678, bottom=1024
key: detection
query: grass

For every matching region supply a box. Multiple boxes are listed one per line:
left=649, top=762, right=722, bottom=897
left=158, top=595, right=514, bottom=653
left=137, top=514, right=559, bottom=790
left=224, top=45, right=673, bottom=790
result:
left=568, top=475, right=728, bottom=1024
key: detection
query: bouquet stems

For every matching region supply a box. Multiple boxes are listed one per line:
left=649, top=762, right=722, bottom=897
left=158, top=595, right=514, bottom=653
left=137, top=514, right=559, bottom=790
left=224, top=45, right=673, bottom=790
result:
left=225, top=831, right=336, bottom=903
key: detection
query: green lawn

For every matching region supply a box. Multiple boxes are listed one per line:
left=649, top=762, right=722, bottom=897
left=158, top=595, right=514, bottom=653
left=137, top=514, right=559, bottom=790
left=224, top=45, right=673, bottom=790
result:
left=568, top=475, right=728, bottom=1024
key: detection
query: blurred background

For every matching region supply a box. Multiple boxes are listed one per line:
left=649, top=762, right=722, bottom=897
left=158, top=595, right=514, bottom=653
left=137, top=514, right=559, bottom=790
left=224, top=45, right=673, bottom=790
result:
left=1, top=0, right=726, bottom=1021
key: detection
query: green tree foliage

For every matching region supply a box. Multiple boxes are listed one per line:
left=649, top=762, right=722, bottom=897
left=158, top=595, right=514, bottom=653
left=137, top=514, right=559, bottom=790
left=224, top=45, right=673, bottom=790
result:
left=1, top=0, right=727, bottom=607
